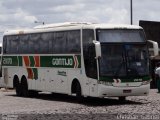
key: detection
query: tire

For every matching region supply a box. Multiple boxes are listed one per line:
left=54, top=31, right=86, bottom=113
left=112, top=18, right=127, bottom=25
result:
left=21, top=77, right=28, bottom=97
left=15, top=83, right=22, bottom=96
left=76, top=82, right=83, bottom=102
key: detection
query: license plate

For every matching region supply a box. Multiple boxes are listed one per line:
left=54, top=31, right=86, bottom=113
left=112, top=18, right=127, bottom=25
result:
left=123, top=89, right=132, bottom=93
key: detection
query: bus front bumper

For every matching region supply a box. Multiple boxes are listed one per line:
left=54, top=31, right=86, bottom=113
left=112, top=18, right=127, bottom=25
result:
left=98, top=84, right=150, bottom=98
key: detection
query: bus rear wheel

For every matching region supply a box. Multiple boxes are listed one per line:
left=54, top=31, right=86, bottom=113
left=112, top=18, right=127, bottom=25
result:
left=13, top=76, right=21, bottom=96
left=21, top=77, right=28, bottom=97
left=15, top=83, right=22, bottom=96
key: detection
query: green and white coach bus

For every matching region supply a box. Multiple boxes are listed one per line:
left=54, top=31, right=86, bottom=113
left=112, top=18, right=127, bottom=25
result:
left=2, top=22, right=151, bottom=100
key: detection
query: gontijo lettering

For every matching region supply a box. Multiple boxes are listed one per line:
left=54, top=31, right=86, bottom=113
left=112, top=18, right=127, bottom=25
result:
left=52, top=58, right=73, bottom=66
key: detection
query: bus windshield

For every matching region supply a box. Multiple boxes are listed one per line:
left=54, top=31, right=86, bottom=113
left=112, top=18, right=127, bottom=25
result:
left=99, top=44, right=149, bottom=77
left=97, top=29, right=149, bottom=78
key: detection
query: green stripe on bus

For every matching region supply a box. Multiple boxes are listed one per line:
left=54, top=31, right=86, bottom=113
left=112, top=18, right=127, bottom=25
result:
left=29, top=56, right=35, bottom=67
left=18, top=56, right=22, bottom=66
left=40, top=56, right=53, bottom=67
left=2, top=56, right=19, bottom=66
left=40, top=55, right=81, bottom=68
left=32, top=68, right=38, bottom=80
left=77, top=55, right=81, bottom=68
left=2, top=55, right=81, bottom=68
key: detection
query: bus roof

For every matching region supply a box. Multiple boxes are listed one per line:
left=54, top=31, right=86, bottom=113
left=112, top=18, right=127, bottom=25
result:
left=4, top=22, right=143, bottom=36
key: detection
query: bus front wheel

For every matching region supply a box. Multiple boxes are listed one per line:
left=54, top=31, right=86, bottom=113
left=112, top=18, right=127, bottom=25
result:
left=76, top=82, right=83, bottom=102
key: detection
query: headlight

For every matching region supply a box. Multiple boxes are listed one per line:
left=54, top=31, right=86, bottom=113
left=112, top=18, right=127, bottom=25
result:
left=98, top=81, right=113, bottom=86
left=141, top=80, right=151, bottom=85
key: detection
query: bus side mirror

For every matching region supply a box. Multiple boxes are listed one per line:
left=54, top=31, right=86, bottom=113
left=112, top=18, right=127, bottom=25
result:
left=147, top=40, right=159, bottom=56
left=93, top=40, right=101, bottom=59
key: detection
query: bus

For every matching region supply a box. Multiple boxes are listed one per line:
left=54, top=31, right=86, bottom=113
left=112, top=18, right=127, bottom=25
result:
left=2, top=22, right=151, bottom=100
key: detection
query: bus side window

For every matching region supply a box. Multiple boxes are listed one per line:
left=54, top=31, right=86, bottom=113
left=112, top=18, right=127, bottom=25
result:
left=53, top=31, right=67, bottom=54
left=29, top=34, right=40, bottom=54
left=19, top=35, right=29, bottom=54
left=83, top=29, right=97, bottom=79
left=10, top=36, right=19, bottom=54
left=3, top=37, right=7, bottom=54
left=87, top=45, right=97, bottom=79
left=67, top=30, right=81, bottom=53
left=5, top=35, right=19, bottom=54
left=40, top=33, right=53, bottom=54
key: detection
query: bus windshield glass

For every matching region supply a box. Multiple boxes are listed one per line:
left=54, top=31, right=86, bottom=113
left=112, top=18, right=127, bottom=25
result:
left=97, top=29, right=149, bottom=78
left=97, top=29, right=145, bottom=43
left=99, top=44, right=149, bottom=77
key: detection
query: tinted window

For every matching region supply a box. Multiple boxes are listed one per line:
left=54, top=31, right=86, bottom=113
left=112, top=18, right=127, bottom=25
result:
left=3, top=37, right=7, bottom=54
left=82, top=29, right=97, bottom=78
left=19, top=35, right=29, bottom=54
left=28, top=34, right=40, bottom=54
left=53, top=30, right=81, bottom=54
left=3, top=30, right=81, bottom=54
left=4, top=35, right=19, bottom=54
left=11, top=36, right=19, bottom=54
left=100, top=44, right=125, bottom=77
left=53, top=31, right=67, bottom=54
left=39, top=33, right=53, bottom=54
left=67, top=30, right=81, bottom=53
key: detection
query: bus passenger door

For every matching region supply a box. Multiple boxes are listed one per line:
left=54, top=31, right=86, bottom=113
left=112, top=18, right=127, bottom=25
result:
left=85, top=45, right=98, bottom=97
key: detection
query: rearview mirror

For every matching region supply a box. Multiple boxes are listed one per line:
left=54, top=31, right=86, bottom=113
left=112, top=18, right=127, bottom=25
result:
left=147, top=40, right=159, bottom=56
left=93, top=40, right=101, bottom=59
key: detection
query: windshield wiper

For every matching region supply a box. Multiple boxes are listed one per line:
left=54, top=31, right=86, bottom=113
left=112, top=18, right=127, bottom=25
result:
left=113, top=61, right=125, bottom=78
left=113, top=51, right=125, bottom=78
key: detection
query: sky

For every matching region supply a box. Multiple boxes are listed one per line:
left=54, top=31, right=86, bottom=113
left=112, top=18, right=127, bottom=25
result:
left=0, top=0, right=160, bottom=41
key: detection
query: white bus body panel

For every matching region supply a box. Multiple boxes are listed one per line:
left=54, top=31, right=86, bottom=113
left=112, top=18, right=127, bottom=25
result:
left=3, top=66, right=150, bottom=98
left=98, top=84, right=150, bottom=97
